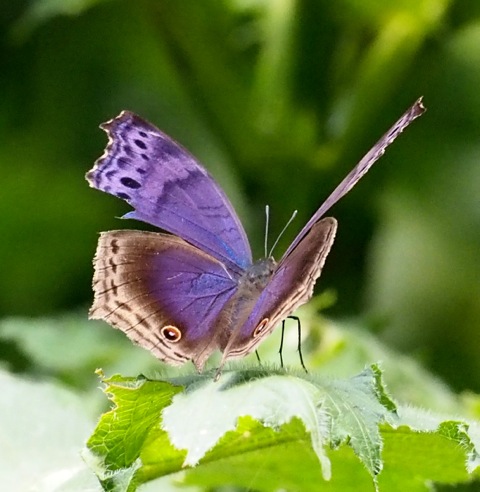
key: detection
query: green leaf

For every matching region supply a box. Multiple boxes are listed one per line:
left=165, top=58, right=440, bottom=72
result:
left=377, top=406, right=480, bottom=491
left=12, top=0, right=103, bottom=40
left=318, top=365, right=397, bottom=479
left=85, top=366, right=397, bottom=491
left=85, top=375, right=183, bottom=474
left=162, top=372, right=332, bottom=476
left=0, top=316, right=162, bottom=391
left=0, top=369, right=100, bottom=491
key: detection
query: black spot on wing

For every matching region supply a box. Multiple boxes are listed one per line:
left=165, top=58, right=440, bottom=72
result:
left=120, top=177, right=142, bottom=189
left=108, top=258, right=118, bottom=273
left=159, top=138, right=181, bottom=158
left=117, top=157, right=132, bottom=169
left=105, top=170, right=118, bottom=179
left=111, top=239, right=119, bottom=254
left=134, top=139, right=147, bottom=150
left=123, top=145, right=134, bottom=157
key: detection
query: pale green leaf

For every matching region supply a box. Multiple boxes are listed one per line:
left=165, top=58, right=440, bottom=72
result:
left=0, top=369, right=100, bottom=491
left=85, top=366, right=396, bottom=490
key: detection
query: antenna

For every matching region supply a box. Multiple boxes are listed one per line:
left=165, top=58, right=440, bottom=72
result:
left=264, top=205, right=270, bottom=258
left=268, top=209, right=297, bottom=257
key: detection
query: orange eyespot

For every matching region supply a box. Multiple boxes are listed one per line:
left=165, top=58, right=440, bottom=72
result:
left=161, top=325, right=182, bottom=342
left=253, top=318, right=269, bottom=337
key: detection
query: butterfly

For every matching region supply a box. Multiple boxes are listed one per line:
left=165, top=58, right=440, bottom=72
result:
left=86, top=98, right=425, bottom=372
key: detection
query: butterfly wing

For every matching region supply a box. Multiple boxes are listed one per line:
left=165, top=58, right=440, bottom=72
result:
left=285, top=98, right=426, bottom=256
left=90, top=230, right=238, bottom=370
left=220, top=217, right=337, bottom=361
left=220, top=98, right=426, bottom=362
left=86, top=111, right=251, bottom=274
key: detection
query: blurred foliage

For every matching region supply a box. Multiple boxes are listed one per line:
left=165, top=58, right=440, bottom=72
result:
left=0, top=370, right=100, bottom=491
left=1, top=0, right=480, bottom=400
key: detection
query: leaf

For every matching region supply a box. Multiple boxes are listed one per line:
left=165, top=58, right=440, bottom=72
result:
left=85, top=374, right=183, bottom=474
left=306, top=312, right=464, bottom=415
left=318, top=363, right=397, bottom=478
left=85, top=365, right=397, bottom=491
left=376, top=407, right=480, bottom=491
left=0, top=316, right=163, bottom=391
left=0, top=369, right=100, bottom=492
left=12, top=0, right=103, bottom=40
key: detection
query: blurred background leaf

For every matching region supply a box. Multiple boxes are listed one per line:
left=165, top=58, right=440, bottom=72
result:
left=1, top=0, right=479, bottom=401
left=0, top=370, right=100, bottom=491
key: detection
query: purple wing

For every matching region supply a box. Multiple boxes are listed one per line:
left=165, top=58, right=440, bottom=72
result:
left=86, top=111, right=251, bottom=275
left=220, top=218, right=337, bottom=362
left=219, top=98, right=426, bottom=363
left=285, top=98, right=426, bottom=256
left=89, top=230, right=238, bottom=370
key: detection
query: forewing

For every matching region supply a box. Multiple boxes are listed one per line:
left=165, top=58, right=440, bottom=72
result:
left=285, top=98, right=425, bottom=256
left=221, top=217, right=337, bottom=360
left=86, top=111, right=252, bottom=274
left=90, top=230, right=238, bottom=370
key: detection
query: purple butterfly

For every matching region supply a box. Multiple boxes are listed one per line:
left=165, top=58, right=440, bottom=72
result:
left=86, top=98, right=425, bottom=372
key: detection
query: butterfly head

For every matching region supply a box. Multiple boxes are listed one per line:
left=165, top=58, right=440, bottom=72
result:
left=241, top=257, right=276, bottom=288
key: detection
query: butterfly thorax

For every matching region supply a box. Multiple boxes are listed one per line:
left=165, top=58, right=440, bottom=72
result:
left=214, top=257, right=276, bottom=349
left=234, top=256, right=277, bottom=308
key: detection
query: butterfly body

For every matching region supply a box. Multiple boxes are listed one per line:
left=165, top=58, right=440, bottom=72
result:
left=214, top=256, right=276, bottom=342
left=87, top=100, right=425, bottom=371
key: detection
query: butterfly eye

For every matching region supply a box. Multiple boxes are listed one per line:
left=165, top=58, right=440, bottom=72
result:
left=161, top=325, right=182, bottom=343
left=253, top=318, right=270, bottom=338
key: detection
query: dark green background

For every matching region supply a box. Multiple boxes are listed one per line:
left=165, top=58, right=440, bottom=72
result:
left=1, top=1, right=479, bottom=391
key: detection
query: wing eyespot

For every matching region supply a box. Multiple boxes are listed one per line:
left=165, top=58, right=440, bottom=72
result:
left=161, top=325, right=182, bottom=343
left=253, top=318, right=269, bottom=338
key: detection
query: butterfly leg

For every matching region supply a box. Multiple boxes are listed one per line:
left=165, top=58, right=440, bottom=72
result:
left=278, top=321, right=285, bottom=369
left=287, top=315, right=308, bottom=374
left=255, top=350, right=262, bottom=366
